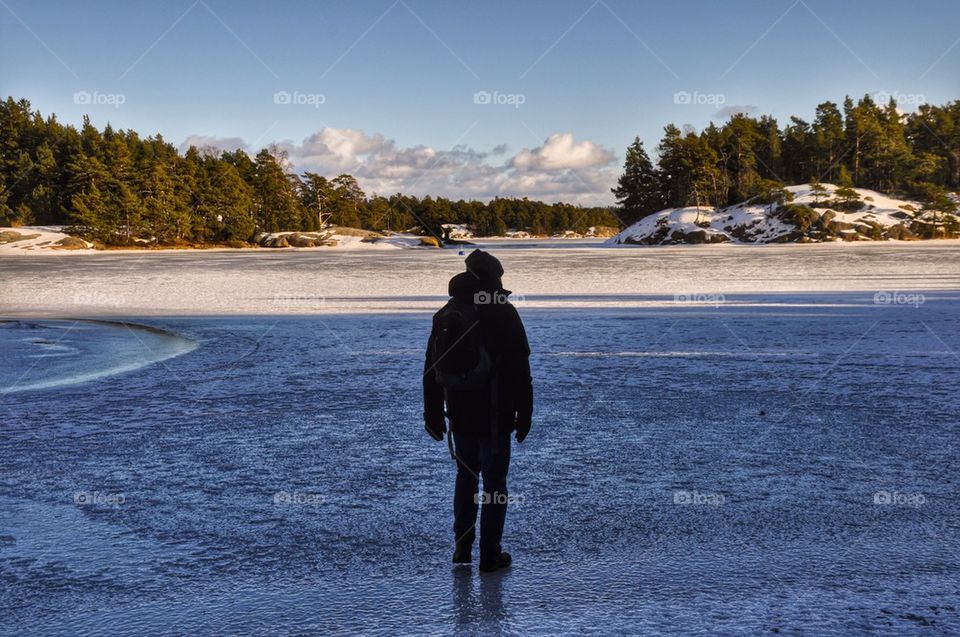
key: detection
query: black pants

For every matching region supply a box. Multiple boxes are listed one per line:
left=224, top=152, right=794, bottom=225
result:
left=452, top=430, right=511, bottom=560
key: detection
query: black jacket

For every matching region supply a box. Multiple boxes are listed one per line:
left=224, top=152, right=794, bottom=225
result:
left=423, top=272, right=533, bottom=436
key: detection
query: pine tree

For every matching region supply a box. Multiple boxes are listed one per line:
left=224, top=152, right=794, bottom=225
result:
left=719, top=114, right=761, bottom=204
left=812, top=101, right=844, bottom=182
left=253, top=149, right=303, bottom=232
left=809, top=177, right=829, bottom=206
left=918, top=183, right=956, bottom=221
left=832, top=166, right=862, bottom=211
left=657, top=125, right=721, bottom=211
left=330, top=174, right=365, bottom=228
left=612, top=137, right=663, bottom=225
left=755, top=115, right=783, bottom=180
left=300, top=172, right=334, bottom=229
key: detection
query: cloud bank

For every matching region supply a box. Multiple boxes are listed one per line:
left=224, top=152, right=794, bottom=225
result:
left=180, top=129, right=618, bottom=205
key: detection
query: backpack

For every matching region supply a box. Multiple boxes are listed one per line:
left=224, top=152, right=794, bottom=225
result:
left=432, top=298, right=493, bottom=391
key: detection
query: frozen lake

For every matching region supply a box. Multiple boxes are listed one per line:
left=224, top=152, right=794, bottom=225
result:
left=1, top=244, right=959, bottom=635
left=3, top=240, right=960, bottom=316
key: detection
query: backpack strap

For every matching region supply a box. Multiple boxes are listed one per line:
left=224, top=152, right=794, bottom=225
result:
left=443, top=387, right=456, bottom=461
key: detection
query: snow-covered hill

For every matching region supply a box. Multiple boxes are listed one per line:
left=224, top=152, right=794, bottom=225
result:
left=605, top=184, right=959, bottom=246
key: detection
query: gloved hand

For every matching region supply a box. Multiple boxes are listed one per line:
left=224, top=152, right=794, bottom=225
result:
left=425, top=413, right=446, bottom=441
left=514, top=413, right=531, bottom=443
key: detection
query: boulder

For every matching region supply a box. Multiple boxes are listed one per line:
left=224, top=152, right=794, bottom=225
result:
left=771, top=231, right=803, bottom=243
left=588, top=225, right=620, bottom=238
left=824, top=219, right=855, bottom=234
left=0, top=230, right=40, bottom=244
left=325, top=226, right=384, bottom=239
left=53, top=236, right=89, bottom=249
left=286, top=233, right=317, bottom=247
left=728, top=225, right=757, bottom=242
left=681, top=229, right=727, bottom=244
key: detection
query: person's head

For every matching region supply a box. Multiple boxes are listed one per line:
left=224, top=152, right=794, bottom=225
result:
left=464, top=249, right=504, bottom=288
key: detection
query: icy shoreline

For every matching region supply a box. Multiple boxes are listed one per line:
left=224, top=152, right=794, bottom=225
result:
left=0, top=319, right=197, bottom=394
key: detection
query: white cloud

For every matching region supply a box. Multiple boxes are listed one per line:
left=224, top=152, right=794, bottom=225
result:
left=511, top=133, right=615, bottom=171
left=180, top=128, right=618, bottom=205
left=715, top=104, right=759, bottom=118
left=179, top=135, right=247, bottom=155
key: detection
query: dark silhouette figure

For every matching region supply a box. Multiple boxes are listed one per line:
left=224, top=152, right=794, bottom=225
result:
left=423, top=249, right=533, bottom=572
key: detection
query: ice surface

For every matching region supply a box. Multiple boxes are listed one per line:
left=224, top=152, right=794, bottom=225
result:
left=3, top=240, right=960, bottom=317
left=1, top=245, right=959, bottom=635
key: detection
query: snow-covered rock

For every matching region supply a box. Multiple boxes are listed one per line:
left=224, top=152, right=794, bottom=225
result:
left=441, top=223, right=473, bottom=239
left=255, top=228, right=437, bottom=250
left=605, top=184, right=958, bottom=246
left=0, top=226, right=95, bottom=253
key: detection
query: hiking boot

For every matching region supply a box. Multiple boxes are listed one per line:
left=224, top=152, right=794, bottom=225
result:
left=478, top=551, right=512, bottom=573
left=453, top=532, right=474, bottom=564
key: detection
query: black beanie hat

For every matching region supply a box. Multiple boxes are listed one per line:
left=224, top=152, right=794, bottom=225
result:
left=464, top=249, right=504, bottom=280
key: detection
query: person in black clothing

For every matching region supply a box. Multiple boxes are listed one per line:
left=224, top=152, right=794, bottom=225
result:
left=423, top=249, right=533, bottom=573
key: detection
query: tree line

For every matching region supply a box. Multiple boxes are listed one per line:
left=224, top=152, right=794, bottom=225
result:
left=614, top=95, right=960, bottom=225
left=0, top=97, right=618, bottom=245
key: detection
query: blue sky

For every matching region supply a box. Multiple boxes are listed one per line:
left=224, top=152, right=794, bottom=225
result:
left=2, top=0, right=958, bottom=203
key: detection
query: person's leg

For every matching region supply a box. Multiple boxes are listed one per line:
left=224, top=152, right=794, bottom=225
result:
left=452, top=431, right=481, bottom=551
left=478, top=433, right=512, bottom=562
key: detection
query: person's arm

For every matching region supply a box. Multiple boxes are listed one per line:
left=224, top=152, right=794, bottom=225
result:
left=422, top=321, right=446, bottom=441
left=503, top=305, right=533, bottom=441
